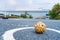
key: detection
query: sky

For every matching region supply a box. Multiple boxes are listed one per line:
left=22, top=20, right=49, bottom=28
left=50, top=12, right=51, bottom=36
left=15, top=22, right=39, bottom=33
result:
left=0, top=0, right=60, bottom=11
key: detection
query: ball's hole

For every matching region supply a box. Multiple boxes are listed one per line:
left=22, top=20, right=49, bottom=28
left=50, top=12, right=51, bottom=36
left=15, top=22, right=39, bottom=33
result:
left=42, top=25, right=43, bottom=26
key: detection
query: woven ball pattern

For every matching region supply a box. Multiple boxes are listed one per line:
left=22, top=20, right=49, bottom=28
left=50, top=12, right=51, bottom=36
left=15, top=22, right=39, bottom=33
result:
left=34, top=22, right=46, bottom=33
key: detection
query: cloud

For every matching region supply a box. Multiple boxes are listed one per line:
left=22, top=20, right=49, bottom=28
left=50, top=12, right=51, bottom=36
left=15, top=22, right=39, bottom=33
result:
left=6, top=0, right=17, bottom=5
left=0, top=0, right=59, bottom=10
left=27, top=0, right=33, bottom=4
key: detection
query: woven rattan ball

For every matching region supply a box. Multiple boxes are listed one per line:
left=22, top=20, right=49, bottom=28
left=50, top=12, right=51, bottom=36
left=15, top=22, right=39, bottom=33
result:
left=34, top=22, right=46, bottom=34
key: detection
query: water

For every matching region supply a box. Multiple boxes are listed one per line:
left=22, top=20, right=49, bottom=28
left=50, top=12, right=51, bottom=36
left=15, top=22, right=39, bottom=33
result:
left=27, top=11, right=48, bottom=18
left=0, top=19, right=60, bottom=40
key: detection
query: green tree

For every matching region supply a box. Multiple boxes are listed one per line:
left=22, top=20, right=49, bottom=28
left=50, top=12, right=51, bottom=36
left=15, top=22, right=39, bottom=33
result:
left=20, top=14, right=27, bottom=18
left=29, top=15, right=33, bottom=18
left=49, top=3, right=60, bottom=19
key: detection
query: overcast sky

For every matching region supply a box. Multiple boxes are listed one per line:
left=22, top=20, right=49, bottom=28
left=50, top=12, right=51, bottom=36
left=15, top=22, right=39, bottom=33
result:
left=0, top=0, right=60, bottom=11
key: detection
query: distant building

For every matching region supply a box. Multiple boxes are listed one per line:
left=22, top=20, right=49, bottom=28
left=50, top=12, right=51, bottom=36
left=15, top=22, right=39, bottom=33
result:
left=46, top=14, right=49, bottom=19
left=0, top=14, right=4, bottom=18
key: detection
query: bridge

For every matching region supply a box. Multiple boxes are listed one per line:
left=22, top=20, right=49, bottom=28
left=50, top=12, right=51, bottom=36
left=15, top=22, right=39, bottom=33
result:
left=0, top=10, right=48, bottom=13
left=0, top=10, right=48, bottom=16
